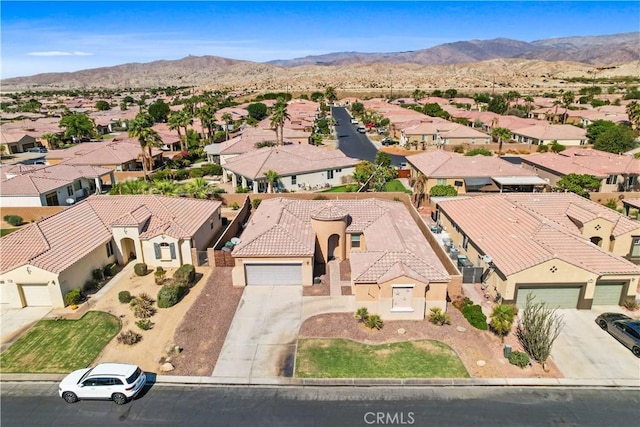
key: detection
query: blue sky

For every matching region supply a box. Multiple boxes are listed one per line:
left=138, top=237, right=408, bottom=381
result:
left=2, top=1, right=639, bottom=79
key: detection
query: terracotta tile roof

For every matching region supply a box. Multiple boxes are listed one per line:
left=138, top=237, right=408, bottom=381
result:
left=511, top=124, right=586, bottom=141
left=522, top=148, right=640, bottom=177
left=222, top=144, right=358, bottom=179
left=46, top=139, right=161, bottom=166
left=0, top=195, right=221, bottom=274
left=1, top=164, right=113, bottom=196
left=407, top=150, right=536, bottom=178
left=438, top=193, right=640, bottom=276
left=233, top=198, right=450, bottom=284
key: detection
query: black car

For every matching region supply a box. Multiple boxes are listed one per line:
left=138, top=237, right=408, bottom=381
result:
left=595, top=312, right=640, bottom=357
left=381, top=138, right=398, bottom=146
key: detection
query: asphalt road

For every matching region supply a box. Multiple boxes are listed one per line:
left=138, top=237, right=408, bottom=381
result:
left=2, top=383, right=639, bottom=427
left=332, top=106, right=406, bottom=167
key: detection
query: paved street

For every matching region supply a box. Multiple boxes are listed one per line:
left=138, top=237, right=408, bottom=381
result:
left=2, top=383, right=639, bottom=427
left=332, top=106, right=406, bottom=167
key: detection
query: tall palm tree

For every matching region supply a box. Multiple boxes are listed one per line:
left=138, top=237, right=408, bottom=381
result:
left=264, top=170, right=280, bottom=193
left=492, top=127, right=512, bottom=157
left=197, top=103, right=217, bottom=143
left=40, top=132, right=58, bottom=150
left=561, top=91, right=574, bottom=123
left=180, top=108, right=194, bottom=150
left=626, top=101, right=640, bottom=130
left=412, top=172, right=427, bottom=207
left=325, top=86, right=337, bottom=104
left=270, top=98, right=290, bottom=145
left=129, top=112, right=162, bottom=180
left=168, top=111, right=186, bottom=152
left=221, top=113, right=233, bottom=140
left=524, top=95, right=534, bottom=117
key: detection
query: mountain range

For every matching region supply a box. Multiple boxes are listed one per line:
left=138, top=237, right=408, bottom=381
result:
left=2, top=32, right=638, bottom=91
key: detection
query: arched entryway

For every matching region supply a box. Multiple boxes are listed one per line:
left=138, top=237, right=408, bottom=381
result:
left=328, top=234, right=340, bottom=261
left=120, top=237, right=137, bottom=264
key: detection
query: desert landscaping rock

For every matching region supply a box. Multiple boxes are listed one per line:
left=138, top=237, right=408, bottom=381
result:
left=457, top=326, right=467, bottom=333
left=160, top=362, right=175, bottom=372
left=477, top=360, right=486, bottom=367
left=397, top=328, right=406, bottom=335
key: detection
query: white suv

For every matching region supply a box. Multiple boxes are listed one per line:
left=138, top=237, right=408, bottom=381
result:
left=59, top=363, right=146, bottom=405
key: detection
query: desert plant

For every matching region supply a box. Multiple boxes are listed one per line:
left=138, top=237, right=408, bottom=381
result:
left=623, top=298, right=639, bottom=311
left=461, top=304, right=488, bottom=330
left=173, top=264, right=196, bottom=286
left=118, top=290, right=133, bottom=304
left=313, top=195, right=328, bottom=200
left=452, top=295, right=473, bottom=310
left=64, top=289, right=81, bottom=307
left=92, top=268, right=105, bottom=281
left=3, top=215, right=23, bottom=226
left=355, top=307, right=369, bottom=323
left=103, top=263, right=117, bottom=277
left=508, top=351, right=530, bottom=368
left=132, top=296, right=155, bottom=319
left=134, top=263, right=148, bottom=276
left=428, top=307, right=451, bottom=325
left=154, top=267, right=166, bottom=285
left=364, top=314, right=384, bottom=330
left=117, top=330, right=142, bottom=345
left=138, top=292, right=155, bottom=304
left=251, top=198, right=262, bottom=209
left=136, top=319, right=154, bottom=331
left=516, top=294, right=565, bottom=369
left=157, top=284, right=188, bottom=308
left=490, top=304, right=517, bottom=342
left=230, top=202, right=240, bottom=210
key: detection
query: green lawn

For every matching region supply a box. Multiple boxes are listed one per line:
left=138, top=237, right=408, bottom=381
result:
left=322, top=184, right=359, bottom=193
left=384, top=179, right=412, bottom=193
left=295, top=338, right=469, bottom=378
left=0, top=228, right=18, bottom=237
left=0, top=311, right=121, bottom=373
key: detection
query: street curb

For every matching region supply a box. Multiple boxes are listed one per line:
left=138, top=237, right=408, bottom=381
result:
left=2, top=374, right=638, bottom=388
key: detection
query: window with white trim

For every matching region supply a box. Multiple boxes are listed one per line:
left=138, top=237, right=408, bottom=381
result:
left=391, top=286, right=414, bottom=312
left=606, top=175, right=618, bottom=185
left=631, top=238, right=640, bottom=257
left=351, top=234, right=361, bottom=249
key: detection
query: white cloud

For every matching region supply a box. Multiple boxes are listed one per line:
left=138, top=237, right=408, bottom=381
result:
left=27, top=51, right=93, bottom=57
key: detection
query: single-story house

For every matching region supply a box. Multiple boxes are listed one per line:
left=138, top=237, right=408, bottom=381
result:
left=435, top=193, right=640, bottom=309
left=400, top=121, right=490, bottom=148
left=521, top=147, right=640, bottom=191
left=0, top=195, right=222, bottom=308
left=1, top=132, right=38, bottom=154
left=407, top=150, right=547, bottom=196
left=0, top=164, right=115, bottom=207
left=221, top=144, right=358, bottom=193
left=231, top=198, right=451, bottom=320
left=511, top=124, right=587, bottom=146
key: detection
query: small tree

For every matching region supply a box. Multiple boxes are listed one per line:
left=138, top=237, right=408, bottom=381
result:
left=490, top=304, right=516, bottom=342
left=364, top=314, right=384, bottom=330
left=355, top=307, right=369, bottom=323
left=428, top=307, right=451, bottom=325
left=429, top=185, right=458, bottom=197
left=516, top=295, right=564, bottom=370
left=556, top=173, right=601, bottom=197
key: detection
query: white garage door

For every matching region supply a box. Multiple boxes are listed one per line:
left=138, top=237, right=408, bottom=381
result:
left=245, top=263, right=302, bottom=286
left=593, top=283, right=624, bottom=306
left=1, top=283, right=13, bottom=305
left=21, top=284, right=52, bottom=306
left=516, top=286, right=580, bottom=309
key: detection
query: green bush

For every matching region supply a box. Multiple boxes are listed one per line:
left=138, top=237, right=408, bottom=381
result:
left=173, top=264, right=195, bottom=286
left=236, top=186, right=249, bottom=193
left=134, top=263, right=148, bottom=276
left=201, top=163, right=222, bottom=176
left=428, top=307, right=451, bottom=325
left=251, top=198, right=262, bottom=209
left=157, top=284, right=188, bottom=308
left=118, top=290, right=133, bottom=304
left=3, top=215, right=23, bottom=226
left=92, top=268, right=104, bottom=281
left=136, top=319, right=154, bottom=330
left=508, top=351, right=530, bottom=368
left=461, top=304, right=488, bottom=330
left=189, top=168, right=205, bottom=178
left=103, top=263, right=117, bottom=277
left=151, top=170, right=168, bottom=181
left=313, top=195, right=328, bottom=200
left=154, top=267, right=166, bottom=285
left=355, top=307, right=369, bottom=323
left=173, top=170, right=189, bottom=181
left=64, top=289, right=81, bottom=307
left=83, top=279, right=99, bottom=293
left=230, top=202, right=240, bottom=210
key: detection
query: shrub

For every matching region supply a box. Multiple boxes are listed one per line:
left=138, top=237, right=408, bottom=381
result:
left=251, top=198, right=262, bottom=209
left=230, top=202, right=240, bottom=210
left=428, top=307, right=451, bottom=325
left=136, top=319, right=154, bottom=331
left=138, top=292, right=155, bottom=304
left=490, top=304, right=516, bottom=342
left=118, top=290, right=133, bottom=304
left=461, top=304, right=488, bottom=330
left=508, top=351, right=530, bottom=368
left=173, top=264, right=195, bottom=286
left=355, top=307, right=369, bottom=323
left=154, top=267, right=166, bottom=285
left=364, top=314, right=384, bottom=330
left=189, top=168, right=205, bottom=178
left=173, top=169, right=189, bottom=181
left=516, top=294, right=564, bottom=367
left=103, top=263, right=117, bottom=277
left=151, top=170, right=168, bottom=181
left=313, top=195, right=328, bottom=200
left=64, top=289, right=81, bottom=307
left=201, top=163, right=222, bottom=176
left=117, top=330, right=142, bottom=345
left=157, top=284, right=188, bottom=308
left=236, top=186, right=249, bottom=193
left=452, top=296, right=473, bottom=311
left=453, top=145, right=464, bottom=153
left=134, top=263, right=148, bottom=276
left=3, top=215, right=23, bottom=226
left=92, top=268, right=105, bottom=281
left=132, top=296, right=155, bottom=319
left=622, top=297, right=639, bottom=311
left=83, top=279, right=99, bottom=292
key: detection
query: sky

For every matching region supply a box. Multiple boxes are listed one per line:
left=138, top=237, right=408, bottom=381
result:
left=2, top=1, right=639, bottom=79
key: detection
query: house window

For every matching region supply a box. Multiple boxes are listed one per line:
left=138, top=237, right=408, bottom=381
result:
left=629, top=176, right=638, bottom=187
left=631, top=238, right=640, bottom=257
left=291, top=175, right=297, bottom=185
left=106, top=241, right=114, bottom=257
left=462, top=235, right=469, bottom=250
left=67, top=186, right=73, bottom=197
left=436, top=179, right=446, bottom=186
left=45, top=192, right=59, bottom=206
left=327, top=170, right=334, bottom=179
left=606, top=175, right=618, bottom=185
left=73, top=180, right=82, bottom=191
left=391, top=286, right=414, bottom=312
left=155, top=242, right=177, bottom=261
left=335, top=169, right=342, bottom=173
left=351, top=234, right=361, bottom=249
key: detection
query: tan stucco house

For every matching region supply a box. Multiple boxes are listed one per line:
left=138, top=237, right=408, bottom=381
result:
left=0, top=195, right=222, bottom=308
left=434, top=193, right=640, bottom=309
left=231, top=198, right=451, bottom=320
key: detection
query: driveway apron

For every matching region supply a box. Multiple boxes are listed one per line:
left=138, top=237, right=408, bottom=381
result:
left=212, top=285, right=303, bottom=381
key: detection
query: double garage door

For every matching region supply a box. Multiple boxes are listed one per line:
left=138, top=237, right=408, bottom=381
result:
left=245, top=263, right=302, bottom=286
left=516, top=283, right=625, bottom=309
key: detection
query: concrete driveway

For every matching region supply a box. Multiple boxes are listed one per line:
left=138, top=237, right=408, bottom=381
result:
left=551, top=307, right=640, bottom=380
left=1, top=306, right=51, bottom=351
left=212, top=286, right=303, bottom=382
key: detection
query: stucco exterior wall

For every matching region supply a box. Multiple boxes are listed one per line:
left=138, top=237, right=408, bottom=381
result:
left=191, top=207, right=222, bottom=250
left=0, top=195, right=44, bottom=208
left=142, top=236, right=185, bottom=268
left=280, top=167, right=356, bottom=192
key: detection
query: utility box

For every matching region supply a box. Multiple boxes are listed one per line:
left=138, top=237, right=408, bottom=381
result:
left=504, top=344, right=512, bottom=358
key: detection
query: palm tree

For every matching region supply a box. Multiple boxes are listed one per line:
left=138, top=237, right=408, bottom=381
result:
left=184, top=178, right=213, bottom=199
left=561, top=91, right=574, bottom=123
left=40, top=132, right=59, bottom=150
left=325, top=86, right=338, bottom=104
left=197, top=104, right=217, bottom=143
left=221, top=113, right=233, bottom=140
left=490, top=304, right=516, bottom=343
left=412, top=172, right=427, bottom=207
left=111, top=179, right=150, bottom=195
left=524, top=95, right=534, bottom=116
left=627, top=101, right=640, bottom=130
left=264, top=170, right=280, bottom=193
left=270, top=98, right=290, bottom=145
left=492, top=127, right=512, bottom=156
left=152, top=179, right=180, bottom=196
left=168, top=110, right=188, bottom=152
left=129, top=113, right=162, bottom=180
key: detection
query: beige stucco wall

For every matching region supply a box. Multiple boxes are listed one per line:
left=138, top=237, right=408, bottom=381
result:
left=0, top=195, right=44, bottom=208
left=58, top=242, right=117, bottom=302
left=231, top=257, right=314, bottom=287
left=0, top=265, right=59, bottom=308
left=191, top=208, right=222, bottom=250
left=581, top=218, right=614, bottom=247
left=311, top=217, right=347, bottom=263
left=141, top=236, right=188, bottom=268
left=613, top=230, right=637, bottom=258
left=112, top=226, right=143, bottom=265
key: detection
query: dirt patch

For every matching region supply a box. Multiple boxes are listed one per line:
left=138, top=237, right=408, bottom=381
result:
left=339, top=260, right=351, bottom=282
left=341, top=286, right=353, bottom=296
left=303, top=281, right=330, bottom=296
left=298, top=307, right=562, bottom=379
